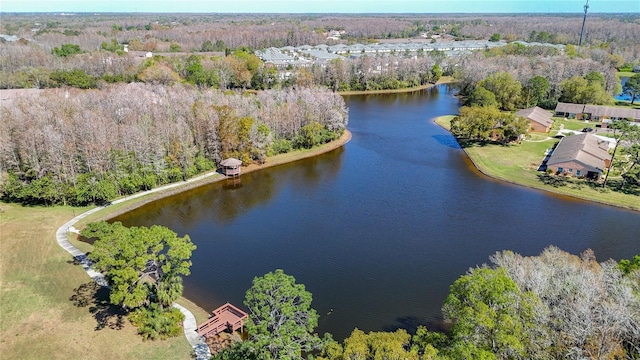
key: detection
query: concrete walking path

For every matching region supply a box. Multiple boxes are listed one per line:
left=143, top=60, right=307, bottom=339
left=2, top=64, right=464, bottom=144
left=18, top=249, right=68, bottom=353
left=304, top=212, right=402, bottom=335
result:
left=55, top=174, right=221, bottom=360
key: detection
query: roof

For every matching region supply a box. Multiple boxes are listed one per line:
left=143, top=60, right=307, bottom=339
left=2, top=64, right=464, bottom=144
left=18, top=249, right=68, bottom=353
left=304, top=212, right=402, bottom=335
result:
left=583, top=105, right=640, bottom=120
left=220, top=158, right=242, bottom=166
left=255, top=48, right=295, bottom=62
left=555, top=102, right=585, bottom=114
left=516, top=106, right=553, bottom=127
left=556, top=103, right=640, bottom=121
left=302, top=49, right=343, bottom=61
left=547, top=133, right=610, bottom=172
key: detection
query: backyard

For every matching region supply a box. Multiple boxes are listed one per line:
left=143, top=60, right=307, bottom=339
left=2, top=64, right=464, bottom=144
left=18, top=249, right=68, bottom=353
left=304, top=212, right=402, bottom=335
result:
left=435, top=115, right=640, bottom=211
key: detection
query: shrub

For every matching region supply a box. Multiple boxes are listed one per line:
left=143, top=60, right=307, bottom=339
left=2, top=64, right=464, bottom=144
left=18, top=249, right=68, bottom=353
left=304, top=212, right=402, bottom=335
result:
left=129, top=304, right=185, bottom=340
left=269, top=138, right=292, bottom=155
left=52, top=43, right=82, bottom=57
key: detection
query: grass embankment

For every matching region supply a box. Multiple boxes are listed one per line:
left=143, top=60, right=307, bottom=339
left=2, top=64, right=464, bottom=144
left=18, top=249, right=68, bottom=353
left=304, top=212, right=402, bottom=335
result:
left=434, top=116, right=640, bottom=211
left=338, top=76, right=455, bottom=95
left=0, top=130, right=351, bottom=359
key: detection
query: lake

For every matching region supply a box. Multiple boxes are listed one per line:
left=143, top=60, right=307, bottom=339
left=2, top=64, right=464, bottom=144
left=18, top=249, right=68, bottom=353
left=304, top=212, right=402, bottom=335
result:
left=617, top=76, right=634, bottom=102
left=113, top=85, right=640, bottom=340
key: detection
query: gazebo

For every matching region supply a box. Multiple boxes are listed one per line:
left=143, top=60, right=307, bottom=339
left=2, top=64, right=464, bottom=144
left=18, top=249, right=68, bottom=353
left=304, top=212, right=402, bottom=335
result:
left=197, top=302, right=249, bottom=339
left=219, top=158, right=242, bottom=177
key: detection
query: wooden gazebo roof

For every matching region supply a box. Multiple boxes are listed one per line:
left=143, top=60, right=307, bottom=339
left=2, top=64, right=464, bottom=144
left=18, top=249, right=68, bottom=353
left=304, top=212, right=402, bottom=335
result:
left=220, top=158, right=242, bottom=167
left=197, top=302, right=248, bottom=338
left=219, top=158, right=242, bottom=177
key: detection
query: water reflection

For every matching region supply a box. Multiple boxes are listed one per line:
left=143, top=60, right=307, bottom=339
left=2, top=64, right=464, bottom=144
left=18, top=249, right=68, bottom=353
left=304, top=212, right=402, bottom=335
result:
left=113, top=85, right=640, bottom=341
left=114, top=147, right=344, bottom=228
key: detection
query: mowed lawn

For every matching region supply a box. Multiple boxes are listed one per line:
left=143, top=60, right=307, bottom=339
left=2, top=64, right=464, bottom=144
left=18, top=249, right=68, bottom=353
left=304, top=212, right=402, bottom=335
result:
left=0, top=203, right=206, bottom=360
left=434, top=116, right=640, bottom=211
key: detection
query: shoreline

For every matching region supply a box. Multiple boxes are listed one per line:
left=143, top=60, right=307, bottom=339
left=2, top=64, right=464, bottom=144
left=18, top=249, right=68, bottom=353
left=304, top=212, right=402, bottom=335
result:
left=432, top=116, right=640, bottom=212
left=337, top=77, right=455, bottom=96
left=76, top=129, right=352, bottom=226
left=57, top=129, right=352, bottom=356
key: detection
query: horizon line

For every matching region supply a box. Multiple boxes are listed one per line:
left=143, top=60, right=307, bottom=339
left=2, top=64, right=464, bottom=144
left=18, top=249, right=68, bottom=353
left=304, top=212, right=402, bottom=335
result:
left=3, top=11, right=638, bottom=15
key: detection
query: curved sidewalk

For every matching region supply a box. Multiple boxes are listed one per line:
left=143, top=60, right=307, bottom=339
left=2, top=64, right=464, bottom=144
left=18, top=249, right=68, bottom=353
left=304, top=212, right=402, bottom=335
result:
left=55, top=174, right=219, bottom=360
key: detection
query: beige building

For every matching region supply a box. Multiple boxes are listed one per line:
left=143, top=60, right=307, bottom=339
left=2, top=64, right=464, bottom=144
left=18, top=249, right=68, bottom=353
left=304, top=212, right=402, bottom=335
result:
left=546, top=133, right=611, bottom=178
left=516, top=106, right=553, bottom=133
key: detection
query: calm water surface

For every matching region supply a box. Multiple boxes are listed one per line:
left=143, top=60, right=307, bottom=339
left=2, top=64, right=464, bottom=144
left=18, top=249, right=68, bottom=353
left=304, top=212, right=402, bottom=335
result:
left=617, top=77, right=632, bottom=101
left=114, top=85, right=640, bottom=340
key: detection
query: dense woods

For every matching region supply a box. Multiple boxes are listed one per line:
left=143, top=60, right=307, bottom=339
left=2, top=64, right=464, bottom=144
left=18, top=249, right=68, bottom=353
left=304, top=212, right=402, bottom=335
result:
left=0, top=85, right=348, bottom=205
left=453, top=49, right=620, bottom=106
left=2, top=13, right=639, bottom=58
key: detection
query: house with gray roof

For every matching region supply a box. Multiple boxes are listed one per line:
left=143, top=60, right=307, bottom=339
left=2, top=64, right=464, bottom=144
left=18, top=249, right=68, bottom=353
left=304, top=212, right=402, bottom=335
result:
left=302, top=49, right=344, bottom=63
left=546, top=133, right=611, bottom=178
left=583, top=105, right=640, bottom=122
left=555, top=102, right=640, bottom=122
left=555, top=102, right=587, bottom=119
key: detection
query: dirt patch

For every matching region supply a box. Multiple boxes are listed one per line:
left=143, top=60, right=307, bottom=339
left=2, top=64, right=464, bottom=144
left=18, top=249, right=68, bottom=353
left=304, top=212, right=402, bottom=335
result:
left=205, top=331, right=242, bottom=355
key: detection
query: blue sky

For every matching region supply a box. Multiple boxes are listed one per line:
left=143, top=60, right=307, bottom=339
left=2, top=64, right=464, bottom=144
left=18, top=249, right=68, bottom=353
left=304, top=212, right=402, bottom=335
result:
left=1, top=0, right=638, bottom=13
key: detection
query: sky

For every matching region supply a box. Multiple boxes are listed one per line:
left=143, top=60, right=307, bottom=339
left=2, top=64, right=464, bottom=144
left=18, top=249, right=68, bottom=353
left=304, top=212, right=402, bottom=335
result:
left=1, top=0, right=639, bottom=14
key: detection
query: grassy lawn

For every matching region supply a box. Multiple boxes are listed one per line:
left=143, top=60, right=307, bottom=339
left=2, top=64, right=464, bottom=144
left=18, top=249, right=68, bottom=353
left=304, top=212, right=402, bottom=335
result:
left=616, top=71, right=636, bottom=78
left=433, top=116, right=640, bottom=211
left=551, top=117, right=597, bottom=132
left=0, top=203, right=209, bottom=360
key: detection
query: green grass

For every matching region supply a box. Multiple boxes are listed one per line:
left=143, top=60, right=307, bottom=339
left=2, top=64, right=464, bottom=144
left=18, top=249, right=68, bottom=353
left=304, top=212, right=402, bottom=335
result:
left=434, top=115, right=455, bottom=130
left=0, top=203, right=209, bottom=360
left=551, top=117, right=596, bottom=132
left=616, top=71, right=636, bottom=78
left=433, top=117, right=640, bottom=211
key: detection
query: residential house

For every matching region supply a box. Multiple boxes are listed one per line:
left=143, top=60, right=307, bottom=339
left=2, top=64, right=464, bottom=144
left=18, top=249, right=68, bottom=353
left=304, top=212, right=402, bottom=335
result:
left=555, top=102, right=640, bottom=122
left=546, top=133, right=611, bottom=178
left=555, top=102, right=586, bottom=119
left=516, top=106, right=554, bottom=133
left=583, top=105, right=640, bottom=122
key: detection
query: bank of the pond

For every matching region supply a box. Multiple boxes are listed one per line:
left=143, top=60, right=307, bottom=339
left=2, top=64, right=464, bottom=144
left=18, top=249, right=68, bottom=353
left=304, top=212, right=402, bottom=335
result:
left=76, top=130, right=352, bottom=228
left=337, top=77, right=455, bottom=95
left=434, top=115, right=640, bottom=212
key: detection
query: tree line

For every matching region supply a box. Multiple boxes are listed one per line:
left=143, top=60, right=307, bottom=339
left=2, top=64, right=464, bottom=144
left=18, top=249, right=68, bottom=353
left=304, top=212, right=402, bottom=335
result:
left=3, top=13, right=639, bottom=62
left=211, top=247, right=639, bottom=359
left=1, top=37, right=623, bottom=103
left=0, top=84, right=348, bottom=205
left=2, top=12, right=638, bottom=95
left=453, top=49, right=621, bottom=110
left=0, top=39, right=445, bottom=93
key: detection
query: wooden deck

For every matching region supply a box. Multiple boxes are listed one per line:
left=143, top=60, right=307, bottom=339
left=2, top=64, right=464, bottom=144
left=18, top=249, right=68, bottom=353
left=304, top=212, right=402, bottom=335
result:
left=197, top=302, right=248, bottom=338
